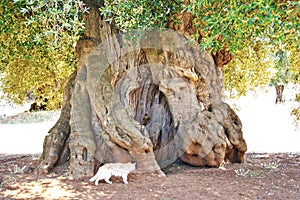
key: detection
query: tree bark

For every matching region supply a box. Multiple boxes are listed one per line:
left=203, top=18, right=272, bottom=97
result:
left=35, top=72, right=75, bottom=174
left=35, top=3, right=247, bottom=177
left=275, top=85, right=284, bottom=104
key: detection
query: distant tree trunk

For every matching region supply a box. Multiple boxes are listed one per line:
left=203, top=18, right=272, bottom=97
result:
left=35, top=2, right=247, bottom=177
left=275, top=85, right=284, bottom=104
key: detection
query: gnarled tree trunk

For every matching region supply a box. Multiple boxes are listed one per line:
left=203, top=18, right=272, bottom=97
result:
left=35, top=1, right=247, bottom=177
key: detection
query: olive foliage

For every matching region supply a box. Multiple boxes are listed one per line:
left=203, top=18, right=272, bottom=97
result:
left=223, top=43, right=300, bottom=98
left=0, top=0, right=299, bottom=110
left=102, top=0, right=299, bottom=53
left=0, top=0, right=86, bottom=109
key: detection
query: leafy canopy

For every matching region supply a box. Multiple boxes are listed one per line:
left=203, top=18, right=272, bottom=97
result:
left=0, top=0, right=299, bottom=110
left=0, top=0, right=86, bottom=109
left=102, top=0, right=299, bottom=53
left=223, top=43, right=272, bottom=98
left=100, top=0, right=181, bottom=31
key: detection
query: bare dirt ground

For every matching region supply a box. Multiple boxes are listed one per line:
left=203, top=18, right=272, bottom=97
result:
left=1, top=153, right=299, bottom=200
left=1, top=86, right=299, bottom=199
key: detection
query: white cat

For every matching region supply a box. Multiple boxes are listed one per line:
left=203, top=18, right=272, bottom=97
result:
left=89, top=162, right=136, bottom=185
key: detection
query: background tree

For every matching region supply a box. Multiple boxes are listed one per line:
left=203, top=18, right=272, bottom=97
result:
left=0, top=0, right=299, bottom=177
left=223, top=44, right=299, bottom=103
left=270, top=49, right=292, bottom=104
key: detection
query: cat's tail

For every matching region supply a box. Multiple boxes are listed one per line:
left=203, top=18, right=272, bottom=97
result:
left=89, top=175, right=97, bottom=182
left=89, top=168, right=103, bottom=182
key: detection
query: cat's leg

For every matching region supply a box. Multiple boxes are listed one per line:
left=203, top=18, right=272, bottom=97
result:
left=122, top=175, right=128, bottom=184
left=104, top=177, right=112, bottom=184
left=95, top=176, right=102, bottom=186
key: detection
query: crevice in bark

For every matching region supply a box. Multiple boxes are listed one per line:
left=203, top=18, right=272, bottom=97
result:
left=212, top=46, right=234, bottom=67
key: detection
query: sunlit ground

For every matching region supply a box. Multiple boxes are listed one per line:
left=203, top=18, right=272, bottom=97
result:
left=0, top=85, right=299, bottom=154
left=2, top=174, right=117, bottom=199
